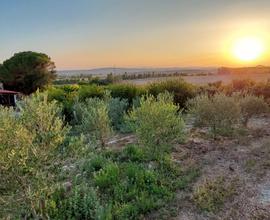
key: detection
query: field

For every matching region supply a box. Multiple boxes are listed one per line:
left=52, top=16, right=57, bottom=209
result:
left=125, top=73, right=270, bottom=85
left=1, top=79, right=270, bottom=219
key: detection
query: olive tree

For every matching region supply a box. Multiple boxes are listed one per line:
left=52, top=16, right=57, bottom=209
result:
left=73, top=98, right=112, bottom=147
left=188, top=93, right=241, bottom=136
left=0, top=92, right=69, bottom=218
left=127, top=92, right=185, bottom=155
left=239, top=94, right=269, bottom=127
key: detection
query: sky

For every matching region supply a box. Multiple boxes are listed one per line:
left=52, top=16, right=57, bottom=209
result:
left=0, top=0, right=270, bottom=70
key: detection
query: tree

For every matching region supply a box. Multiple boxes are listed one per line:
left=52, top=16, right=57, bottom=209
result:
left=127, top=92, right=185, bottom=156
left=188, top=93, right=241, bottom=136
left=0, top=51, right=56, bottom=94
left=73, top=97, right=112, bottom=147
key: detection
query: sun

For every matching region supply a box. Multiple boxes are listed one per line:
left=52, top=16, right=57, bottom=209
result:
left=232, top=37, right=264, bottom=61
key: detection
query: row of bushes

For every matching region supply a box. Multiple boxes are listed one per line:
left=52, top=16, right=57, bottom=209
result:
left=188, top=93, right=269, bottom=136
left=48, top=78, right=270, bottom=123
left=48, top=79, right=196, bottom=121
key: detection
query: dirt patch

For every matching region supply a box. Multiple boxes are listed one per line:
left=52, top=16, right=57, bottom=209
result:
left=148, top=115, right=270, bottom=220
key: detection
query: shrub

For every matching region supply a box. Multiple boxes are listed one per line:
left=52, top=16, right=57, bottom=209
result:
left=231, top=79, right=255, bottom=92
left=108, top=84, right=146, bottom=104
left=47, top=86, right=66, bottom=102
left=62, top=84, right=80, bottom=93
left=147, top=79, right=196, bottom=108
left=0, top=92, right=69, bottom=218
left=78, top=85, right=105, bottom=101
left=127, top=92, right=185, bottom=156
left=19, top=92, right=70, bottom=152
left=47, top=86, right=78, bottom=122
left=81, top=155, right=108, bottom=177
left=239, top=94, right=269, bottom=126
left=108, top=97, right=129, bottom=130
left=0, top=107, right=35, bottom=217
left=252, top=81, right=270, bottom=101
left=73, top=98, right=112, bottom=147
left=94, top=163, right=120, bottom=191
left=188, top=93, right=241, bottom=136
left=192, top=176, right=238, bottom=212
left=121, top=145, right=146, bottom=162
left=47, top=185, right=109, bottom=220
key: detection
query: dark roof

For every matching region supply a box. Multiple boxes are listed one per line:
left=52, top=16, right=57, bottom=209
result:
left=0, top=90, right=19, bottom=94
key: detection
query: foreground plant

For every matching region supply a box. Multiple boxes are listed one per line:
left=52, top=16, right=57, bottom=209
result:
left=127, top=92, right=185, bottom=156
left=73, top=97, right=112, bottom=147
left=0, top=92, right=69, bottom=218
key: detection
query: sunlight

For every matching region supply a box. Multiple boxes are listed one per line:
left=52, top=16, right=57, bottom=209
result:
left=232, top=37, right=264, bottom=61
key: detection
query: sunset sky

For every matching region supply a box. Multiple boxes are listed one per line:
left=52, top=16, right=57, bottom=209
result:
left=1, top=0, right=270, bottom=70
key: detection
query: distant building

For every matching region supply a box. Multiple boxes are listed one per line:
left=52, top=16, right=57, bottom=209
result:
left=218, top=66, right=270, bottom=75
left=0, top=89, right=19, bottom=107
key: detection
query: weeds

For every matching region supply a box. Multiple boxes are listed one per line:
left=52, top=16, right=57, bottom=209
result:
left=192, top=176, right=238, bottom=213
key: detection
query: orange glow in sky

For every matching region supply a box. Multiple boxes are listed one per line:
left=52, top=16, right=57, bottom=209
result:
left=1, top=1, right=270, bottom=69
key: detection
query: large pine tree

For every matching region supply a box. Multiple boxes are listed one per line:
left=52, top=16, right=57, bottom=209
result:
left=0, top=51, right=56, bottom=94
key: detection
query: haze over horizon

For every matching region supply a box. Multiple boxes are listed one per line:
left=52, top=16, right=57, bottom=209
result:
left=1, top=0, right=270, bottom=70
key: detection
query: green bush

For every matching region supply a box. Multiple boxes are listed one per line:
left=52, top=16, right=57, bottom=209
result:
left=78, top=85, right=105, bottom=101
left=121, top=144, right=146, bottom=162
left=188, top=93, right=241, bottom=136
left=47, top=86, right=78, bottom=122
left=0, top=92, right=69, bottom=218
left=108, top=97, right=129, bottom=130
left=19, top=92, right=70, bottom=151
left=108, top=83, right=146, bottom=103
left=94, top=163, right=120, bottom=191
left=81, top=155, right=108, bottom=177
left=47, top=86, right=66, bottom=102
left=0, top=107, right=34, bottom=218
left=73, top=98, right=112, bottom=147
left=147, top=79, right=196, bottom=108
left=127, top=92, right=185, bottom=156
left=47, top=184, right=109, bottom=220
left=239, top=94, right=269, bottom=126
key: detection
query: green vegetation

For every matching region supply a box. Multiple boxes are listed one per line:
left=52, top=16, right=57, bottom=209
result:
left=127, top=92, right=185, bottom=157
left=73, top=97, right=112, bottom=147
left=192, top=176, right=238, bottom=213
left=239, top=94, right=269, bottom=126
left=0, top=51, right=56, bottom=94
left=147, top=79, right=196, bottom=108
left=188, top=92, right=269, bottom=136
left=0, top=93, right=69, bottom=218
left=188, top=93, right=241, bottom=136
left=1, top=76, right=270, bottom=219
left=0, top=91, right=197, bottom=219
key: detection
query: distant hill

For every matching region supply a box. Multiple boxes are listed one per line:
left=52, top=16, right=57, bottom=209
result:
left=57, top=67, right=217, bottom=77
left=218, top=66, right=270, bottom=75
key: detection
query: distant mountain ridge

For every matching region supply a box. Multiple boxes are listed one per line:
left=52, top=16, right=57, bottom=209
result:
left=57, top=67, right=217, bottom=76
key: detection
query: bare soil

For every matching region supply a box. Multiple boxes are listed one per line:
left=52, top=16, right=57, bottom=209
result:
left=148, top=115, right=270, bottom=220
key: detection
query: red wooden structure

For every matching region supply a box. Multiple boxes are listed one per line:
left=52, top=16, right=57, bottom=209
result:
left=0, top=90, right=19, bottom=107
